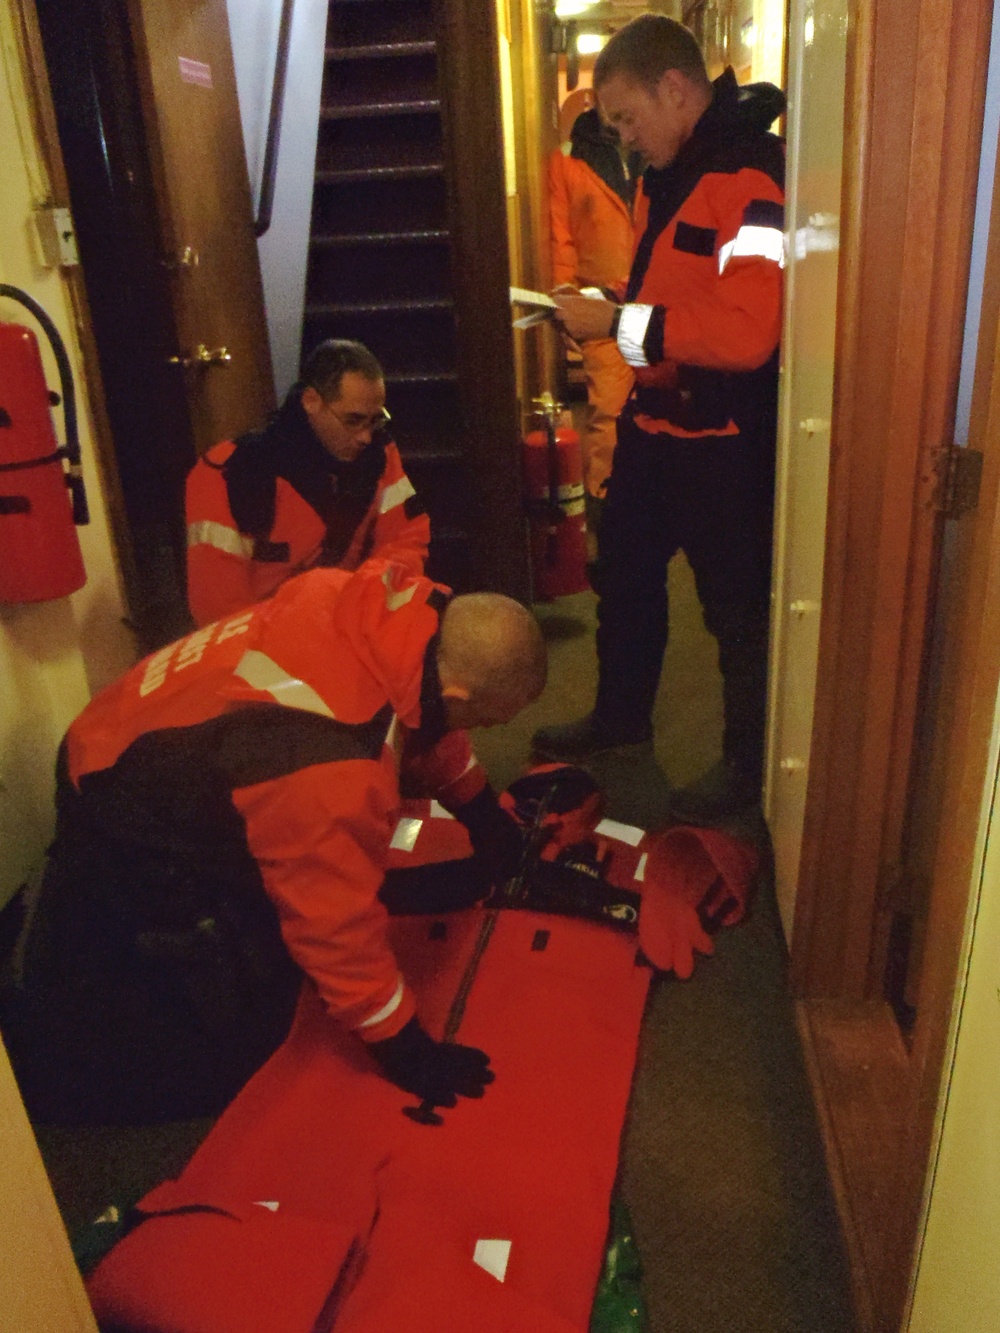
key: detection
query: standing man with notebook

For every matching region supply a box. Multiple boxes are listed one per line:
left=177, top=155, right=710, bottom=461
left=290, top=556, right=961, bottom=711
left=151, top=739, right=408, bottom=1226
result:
left=534, top=16, right=785, bottom=821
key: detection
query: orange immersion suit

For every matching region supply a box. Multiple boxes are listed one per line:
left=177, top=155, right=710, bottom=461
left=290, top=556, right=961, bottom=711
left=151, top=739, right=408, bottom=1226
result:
left=185, top=389, right=429, bottom=627
left=6, top=561, right=488, bottom=1123
left=548, top=108, right=639, bottom=496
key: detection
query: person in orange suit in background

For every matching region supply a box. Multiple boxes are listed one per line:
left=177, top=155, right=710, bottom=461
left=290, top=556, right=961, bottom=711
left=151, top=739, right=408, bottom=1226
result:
left=548, top=100, right=641, bottom=501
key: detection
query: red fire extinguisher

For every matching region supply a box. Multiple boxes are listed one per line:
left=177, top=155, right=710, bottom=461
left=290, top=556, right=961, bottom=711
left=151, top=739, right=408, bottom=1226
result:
left=0, top=284, right=89, bottom=603
left=522, top=394, right=589, bottom=600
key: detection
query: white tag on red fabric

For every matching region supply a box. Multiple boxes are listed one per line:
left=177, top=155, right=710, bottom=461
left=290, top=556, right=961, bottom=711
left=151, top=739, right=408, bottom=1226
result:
left=473, top=1238, right=512, bottom=1282
left=594, top=818, right=645, bottom=847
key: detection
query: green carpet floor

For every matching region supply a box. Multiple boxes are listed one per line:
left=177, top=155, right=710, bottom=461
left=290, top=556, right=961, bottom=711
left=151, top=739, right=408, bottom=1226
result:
left=34, top=558, right=856, bottom=1331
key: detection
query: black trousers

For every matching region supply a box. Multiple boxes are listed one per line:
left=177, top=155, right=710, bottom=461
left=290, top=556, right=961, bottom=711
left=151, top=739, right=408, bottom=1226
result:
left=2, top=761, right=301, bottom=1126
left=593, top=413, right=775, bottom=782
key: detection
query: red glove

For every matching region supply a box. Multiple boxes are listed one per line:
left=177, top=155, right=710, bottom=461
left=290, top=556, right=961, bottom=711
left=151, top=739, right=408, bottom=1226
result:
left=638, top=827, right=758, bottom=978
left=638, top=891, right=713, bottom=980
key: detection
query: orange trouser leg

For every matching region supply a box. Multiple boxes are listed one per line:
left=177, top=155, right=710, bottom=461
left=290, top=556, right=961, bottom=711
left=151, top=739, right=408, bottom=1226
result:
left=580, top=337, right=635, bottom=497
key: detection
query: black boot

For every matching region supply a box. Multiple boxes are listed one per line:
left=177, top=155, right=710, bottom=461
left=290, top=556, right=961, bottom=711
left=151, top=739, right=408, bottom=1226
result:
left=532, top=713, right=653, bottom=763
left=672, top=604, right=768, bottom=823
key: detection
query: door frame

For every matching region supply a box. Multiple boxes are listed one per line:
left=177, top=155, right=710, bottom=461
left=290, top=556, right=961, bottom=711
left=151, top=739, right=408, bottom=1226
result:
left=20, top=0, right=214, bottom=647
left=434, top=0, right=532, bottom=600
left=11, top=0, right=144, bottom=628
left=789, top=0, right=997, bottom=1326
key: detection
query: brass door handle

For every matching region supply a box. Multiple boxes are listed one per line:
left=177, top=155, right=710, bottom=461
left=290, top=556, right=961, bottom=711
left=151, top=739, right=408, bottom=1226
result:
left=168, top=344, right=232, bottom=369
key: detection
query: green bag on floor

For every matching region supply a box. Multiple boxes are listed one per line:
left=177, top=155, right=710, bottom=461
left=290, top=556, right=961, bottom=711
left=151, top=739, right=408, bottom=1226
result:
left=71, top=1201, right=136, bottom=1275
left=590, top=1197, right=649, bottom=1332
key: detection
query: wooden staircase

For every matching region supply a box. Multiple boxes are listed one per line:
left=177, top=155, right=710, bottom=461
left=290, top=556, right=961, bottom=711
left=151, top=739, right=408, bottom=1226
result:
left=304, top=0, right=524, bottom=594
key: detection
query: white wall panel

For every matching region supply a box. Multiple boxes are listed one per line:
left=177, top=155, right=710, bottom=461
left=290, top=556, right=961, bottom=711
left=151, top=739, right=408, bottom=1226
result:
left=0, top=0, right=135, bottom=908
left=227, top=0, right=328, bottom=397
left=765, top=0, right=849, bottom=940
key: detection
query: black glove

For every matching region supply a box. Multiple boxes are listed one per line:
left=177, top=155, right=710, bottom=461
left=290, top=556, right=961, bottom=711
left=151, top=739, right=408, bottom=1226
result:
left=453, top=785, right=526, bottom=887
left=369, top=1016, right=494, bottom=1107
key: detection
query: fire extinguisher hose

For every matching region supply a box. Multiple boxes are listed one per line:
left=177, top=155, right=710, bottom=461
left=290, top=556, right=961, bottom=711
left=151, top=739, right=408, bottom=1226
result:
left=0, top=283, right=89, bottom=524
left=544, top=410, right=563, bottom=568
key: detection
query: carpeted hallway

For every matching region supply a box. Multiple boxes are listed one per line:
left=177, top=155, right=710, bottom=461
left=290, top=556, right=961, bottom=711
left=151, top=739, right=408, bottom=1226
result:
left=32, top=558, right=856, bottom=1332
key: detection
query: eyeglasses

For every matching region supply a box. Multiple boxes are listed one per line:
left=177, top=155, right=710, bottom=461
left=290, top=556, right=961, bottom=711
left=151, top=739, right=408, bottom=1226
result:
left=326, top=405, right=391, bottom=434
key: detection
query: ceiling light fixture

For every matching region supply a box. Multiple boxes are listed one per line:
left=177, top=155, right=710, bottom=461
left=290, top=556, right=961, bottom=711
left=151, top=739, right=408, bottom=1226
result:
left=554, top=0, right=601, bottom=18
left=576, top=33, right=608, bottom=55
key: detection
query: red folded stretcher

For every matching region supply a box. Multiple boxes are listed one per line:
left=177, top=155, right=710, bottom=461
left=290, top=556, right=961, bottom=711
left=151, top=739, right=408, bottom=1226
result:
left=87, top=801, right=756, bottom=1332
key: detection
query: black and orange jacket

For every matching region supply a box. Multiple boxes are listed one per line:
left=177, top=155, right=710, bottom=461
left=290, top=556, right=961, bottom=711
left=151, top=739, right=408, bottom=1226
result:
left=62, top=561, right=486, bottom=1044
left=186, top=390, right=430, bottom=627
left=614, top=69, right=786, bottom=438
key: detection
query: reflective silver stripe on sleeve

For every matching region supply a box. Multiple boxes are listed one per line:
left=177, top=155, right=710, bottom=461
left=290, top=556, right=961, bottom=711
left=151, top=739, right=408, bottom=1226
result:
left=385, top=714, right=401, bottom=755
left=187, top=519, right=255, bottom=559
left=718, top=225, right=785, bottom=274
left=390, top=816, right=423, bottom=852
left=616, top=303, right=655, bottom=367
left=379, top=475, right=417, bottom=514
left=381, top=566, right=418, bottom=611
left=357, top=976, right=406, bottom=1029
left=234, top=649, right=336, bottom=718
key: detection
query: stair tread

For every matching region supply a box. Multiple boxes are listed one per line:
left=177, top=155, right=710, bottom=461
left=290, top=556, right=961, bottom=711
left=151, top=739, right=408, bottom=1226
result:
left=305, top=297, right=454, bottom=314
left=314, top=164, right=445, bottom=182
left=326, top=41, right=436, bottom=59
left=400, top=449, right=466, bottom=464
left=321, top=99, right=440, bottom=120
left=385, top=370, right=459, bottom=384
left=311, top=229, right=449, bottom=247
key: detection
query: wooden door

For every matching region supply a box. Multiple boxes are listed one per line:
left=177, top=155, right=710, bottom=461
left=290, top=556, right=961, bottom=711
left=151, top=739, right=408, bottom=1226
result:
left=125, top=0, right=274, bottom=452
left=788, top=0, right=995, bottom=1326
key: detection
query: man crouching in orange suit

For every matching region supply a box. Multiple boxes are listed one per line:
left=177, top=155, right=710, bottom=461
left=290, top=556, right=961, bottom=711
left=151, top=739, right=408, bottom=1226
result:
left=3, top=559, right=545, bottom=1125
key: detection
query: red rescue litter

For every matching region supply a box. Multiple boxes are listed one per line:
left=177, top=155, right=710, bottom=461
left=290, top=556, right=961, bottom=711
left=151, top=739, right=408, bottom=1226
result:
left=523, top=403, right=589, bottom=600
left=0, top=318, right=85, bottom=602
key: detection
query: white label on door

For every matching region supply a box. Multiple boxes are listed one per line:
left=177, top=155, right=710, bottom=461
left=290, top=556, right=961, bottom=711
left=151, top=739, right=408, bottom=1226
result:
left=178, top=56, right=213, bottom=89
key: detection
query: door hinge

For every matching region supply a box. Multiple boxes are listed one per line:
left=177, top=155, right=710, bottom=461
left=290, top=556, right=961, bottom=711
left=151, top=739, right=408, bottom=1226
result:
left=33, top=206, right=79, bottom=268
left=936, top=445, right=984, bottom=518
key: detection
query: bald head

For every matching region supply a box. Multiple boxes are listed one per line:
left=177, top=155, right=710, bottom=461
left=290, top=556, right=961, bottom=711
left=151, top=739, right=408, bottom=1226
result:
left=437, top=593, right=547, bottom=730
